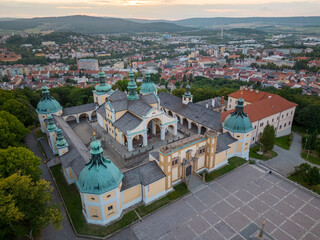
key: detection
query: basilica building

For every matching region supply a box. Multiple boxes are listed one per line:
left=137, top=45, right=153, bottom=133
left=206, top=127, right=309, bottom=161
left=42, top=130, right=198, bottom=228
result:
left=36, top=68, right=257, bottom=225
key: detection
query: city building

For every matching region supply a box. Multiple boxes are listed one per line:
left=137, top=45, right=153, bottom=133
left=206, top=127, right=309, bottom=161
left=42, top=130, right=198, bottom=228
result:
left=77, top=59, right=99, bottom=71
left=223, top=87, right=297, bottom=143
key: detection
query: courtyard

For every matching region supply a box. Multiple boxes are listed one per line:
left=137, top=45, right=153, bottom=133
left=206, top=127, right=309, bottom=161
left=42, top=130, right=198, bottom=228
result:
left=110, top=164, right=320, bottom=240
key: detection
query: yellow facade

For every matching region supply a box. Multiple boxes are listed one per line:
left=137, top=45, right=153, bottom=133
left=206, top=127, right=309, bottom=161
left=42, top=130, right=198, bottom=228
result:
left=122, top=184, right=141, bottom=205
left=147, top=178, right=165, bottom=198
left=88, top=206, right=102, bottom=220
left=104, top=202, right=117, bottom=219
left=102, top=190, right=115, bottom=201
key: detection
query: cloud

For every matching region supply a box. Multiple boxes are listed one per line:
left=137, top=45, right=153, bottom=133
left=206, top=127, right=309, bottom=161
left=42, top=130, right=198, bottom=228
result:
left=57, top=6, right=94, bottom=9
left=205, top=9, right=246, bottom=12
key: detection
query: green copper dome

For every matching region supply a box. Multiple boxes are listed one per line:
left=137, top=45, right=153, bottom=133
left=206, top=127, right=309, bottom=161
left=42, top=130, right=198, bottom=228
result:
left=37, top=86, right=62, bottom=114
left=127, top=68, right=139, bottom=100
left=76, top=139, right=123, bottom=195
left=140, top=71, right=157, bottom=95
left=223, top=98, right=253, bottom=133
left=94, top=70, right=112, bottom=94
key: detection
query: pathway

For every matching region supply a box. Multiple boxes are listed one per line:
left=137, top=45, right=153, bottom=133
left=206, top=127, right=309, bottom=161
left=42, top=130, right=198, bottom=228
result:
left=262, top=132, right=318, bottom=176
left=25, top=129, right=85, bottom=240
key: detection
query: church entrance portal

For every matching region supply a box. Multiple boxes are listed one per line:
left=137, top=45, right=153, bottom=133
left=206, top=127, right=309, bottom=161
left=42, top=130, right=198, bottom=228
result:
left=186, top=165, right=192, bottom=177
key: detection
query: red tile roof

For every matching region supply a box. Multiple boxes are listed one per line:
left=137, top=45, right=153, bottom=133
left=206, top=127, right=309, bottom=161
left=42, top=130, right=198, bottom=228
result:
left=221, top=95, right=297, bottom=123
left=228, top=89, right=276, bottom=103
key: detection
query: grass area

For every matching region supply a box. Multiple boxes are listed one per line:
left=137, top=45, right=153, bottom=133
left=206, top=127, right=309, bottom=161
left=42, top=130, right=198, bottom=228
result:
left=249, top=144, right=278, bottom=161
left=289, top=174, right=320, bottom=195
left=204, top=157, right=247, bottom=182
left=34, top=129, right=46, bottom=139
left=274, top=134, right=293, bottom=150
left=136, top=183, right=189, bottom=217
left=292, top=124, right=307, bottom=136
left=301, top=151, right=320, bottom=166
left=50, top=165, right=139, bottom=237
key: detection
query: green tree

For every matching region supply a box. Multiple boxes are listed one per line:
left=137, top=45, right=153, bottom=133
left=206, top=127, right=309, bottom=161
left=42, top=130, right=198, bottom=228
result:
left=0, top=173, right=62, bottom=239
left=112, top=79, right=129, bottom=92
left=260, top=124, right=275, bottom=152
left=0, top=111, right=29, bottom=149
left=0, top=147, right=41, bottom=181
left=183, top=74, right=187, bottom=82
left=1, top=99, right=34, bottom=127
left=2, top=75, right=9, bottom=82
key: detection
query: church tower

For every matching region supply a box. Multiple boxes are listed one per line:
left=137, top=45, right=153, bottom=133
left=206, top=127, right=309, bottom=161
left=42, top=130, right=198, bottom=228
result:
left=55, top=128, right=69, bottom=156
left=182, top=83, right=193, bottom=105
left=46, top=114, right=58, bottom=155
left=127, top=68, right=139, bottom=100
left=93, top=70, right=113, bottom=106
left=223, top=96, right=253, bottom=160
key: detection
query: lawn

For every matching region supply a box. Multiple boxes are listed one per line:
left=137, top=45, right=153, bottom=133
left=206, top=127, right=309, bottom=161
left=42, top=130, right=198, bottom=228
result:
left=50, top=165, right=139, bottom=237
left=136, top=183, right=189, bottom=217
left=249, top=144, right=278, bottom=161
left=301, top=151, right=320, bottom=166
left=289, top=173, right=320, bottom=195
left=34, top=129, right=46, bottom=139
left=51, top=165, right=189, bottom=237
left=274, top=134, right=293, bottom=150
left=204, top=157, right=247, bottom=182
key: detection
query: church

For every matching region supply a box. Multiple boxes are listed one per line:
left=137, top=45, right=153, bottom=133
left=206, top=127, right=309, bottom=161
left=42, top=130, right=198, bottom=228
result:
left=36, top=68, right=254, bottom=225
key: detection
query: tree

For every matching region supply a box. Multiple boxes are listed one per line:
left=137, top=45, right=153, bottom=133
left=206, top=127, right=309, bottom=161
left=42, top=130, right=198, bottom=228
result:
left=0, top=147, right=41, bottom=181
left=2, top=75, right=9, bottom=82
left=112, top=79, right=129, bottom=92
left=0, top=111, right=29, bottom=149
left=1, top=99, right=34, bottom=127
left=0, top=173, right=62, bottom=239
left=260, top=124, right=275, bottom=152
left=182, top=74, right=187, bottom=82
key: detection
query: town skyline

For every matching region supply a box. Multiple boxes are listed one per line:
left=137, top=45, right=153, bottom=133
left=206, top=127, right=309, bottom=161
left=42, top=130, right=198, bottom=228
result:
left=1, top=0, right=320, bottom=19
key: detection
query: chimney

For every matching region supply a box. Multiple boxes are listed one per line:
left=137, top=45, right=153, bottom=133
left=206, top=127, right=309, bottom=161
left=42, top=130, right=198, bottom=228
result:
left=206, top=103, right=208, bottom=108
left=256, top=90, right=259, bottom=93
left=212, top=99, right=215, bottom=108
left=250, top=88, right=253, bottom=92
left=221, top=96, right=224, bottom=104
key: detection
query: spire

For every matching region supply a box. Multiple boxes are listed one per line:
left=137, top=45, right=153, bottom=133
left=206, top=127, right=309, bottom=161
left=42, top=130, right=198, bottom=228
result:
left=127, top=62, right=139, bottom=100
left=47, top=114, right=56, bottom=132
left=88, top=137, right=111, bottom=171
left=231, top=97, right=247, bottom=118
left=98, top=69, right=106, bottom=85
left=56, top=128, right=68, bottom=149
left=145, top=71, right=151, bottom=83
left=184, top=82, right=192, bottom=97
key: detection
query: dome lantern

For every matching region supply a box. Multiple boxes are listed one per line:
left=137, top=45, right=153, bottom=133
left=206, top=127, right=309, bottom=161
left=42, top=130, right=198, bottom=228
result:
left=140, top=71, right=157, bottom=95
left=36, top=86, right=62, bottom=114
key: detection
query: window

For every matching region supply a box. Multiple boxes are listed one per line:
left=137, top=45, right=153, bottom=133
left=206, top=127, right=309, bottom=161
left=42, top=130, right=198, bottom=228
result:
left=253, top=137, right=255, bottom=141
left=279, top=125, right=282, bottom=129
left=229, top=105, right=231, bottom=108
left=272, top=119, right=274, bottom=122
left=107, top=194, right=111, bottom=198
left=291, top=111, right=293, bottom=115
left=286, top=113, right=288, bottom=116
left=254, top=125, right=257, bottom=129
left=230, top=99, right=232, bottom=102
left=267, top=121, right=269, bottom=124
left=91, top=197, right=95, bottom=200
left=198, top=147, right=206, bottom=155
left=289, top=121, right=291, bottom=125
left=108, top=206, right=113, bottom=211
left=172, top=158, right=178, bottom=166
left=236, top=135, right=240, bottom=138
left=284, top=123, right=287, bottom=127
left=260, top=123, right=263, bottom=127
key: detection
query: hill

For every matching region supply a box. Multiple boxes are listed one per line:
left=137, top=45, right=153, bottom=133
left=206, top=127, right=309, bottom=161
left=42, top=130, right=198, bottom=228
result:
left=0, top=15, right=193, bottom=34
left=172, top=17, right=320, bottom=29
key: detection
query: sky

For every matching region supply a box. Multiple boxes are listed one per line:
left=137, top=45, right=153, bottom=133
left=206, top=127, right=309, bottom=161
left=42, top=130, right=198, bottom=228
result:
left=0, top=0, right=319, bottom=20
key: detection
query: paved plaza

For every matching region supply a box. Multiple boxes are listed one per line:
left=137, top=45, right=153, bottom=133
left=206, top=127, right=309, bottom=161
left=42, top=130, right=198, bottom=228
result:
left=111, top=164, right=320, bottom=240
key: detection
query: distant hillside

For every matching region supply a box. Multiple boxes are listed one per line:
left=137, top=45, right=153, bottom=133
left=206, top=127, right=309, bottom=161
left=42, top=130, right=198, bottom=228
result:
left=172, top=17, right=320, bottom=29
left=0, top=15, right=193, bottom=34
